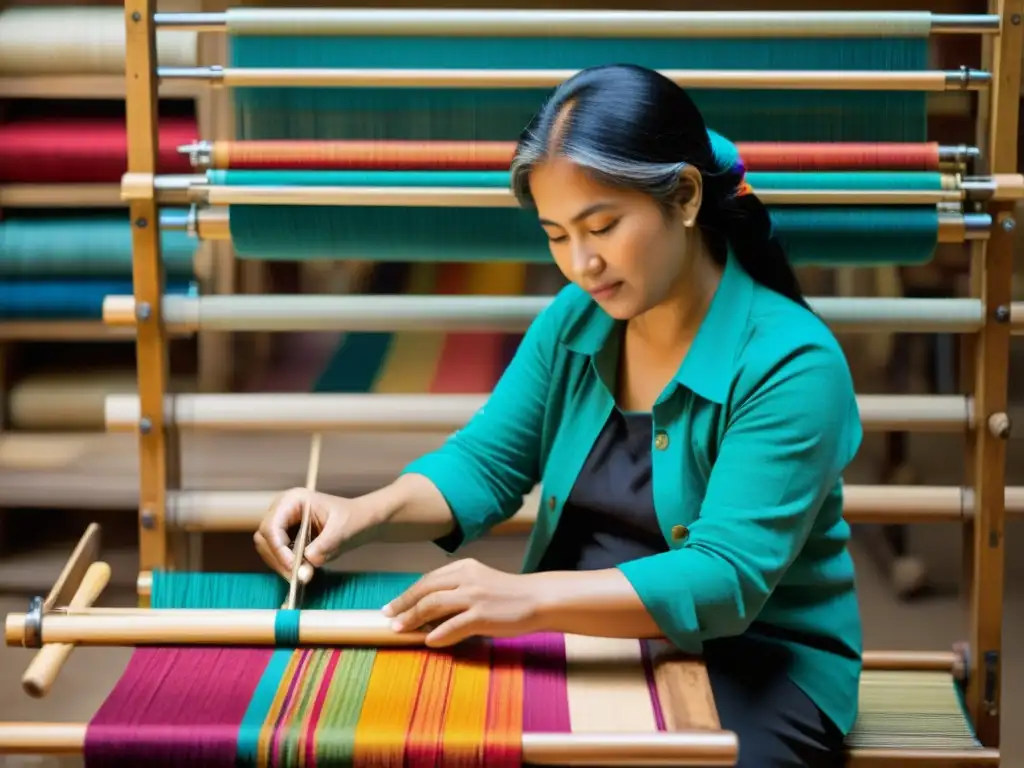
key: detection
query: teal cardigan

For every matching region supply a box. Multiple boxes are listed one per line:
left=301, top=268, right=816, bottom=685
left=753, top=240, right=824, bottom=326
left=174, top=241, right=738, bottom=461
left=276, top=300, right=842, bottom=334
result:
left=402, top=253, right=865, bottom=734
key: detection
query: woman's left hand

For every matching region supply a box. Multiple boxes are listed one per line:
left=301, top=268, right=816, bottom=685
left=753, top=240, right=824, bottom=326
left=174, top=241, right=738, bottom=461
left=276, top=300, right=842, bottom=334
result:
left=382, top=558, right=545, bottom=647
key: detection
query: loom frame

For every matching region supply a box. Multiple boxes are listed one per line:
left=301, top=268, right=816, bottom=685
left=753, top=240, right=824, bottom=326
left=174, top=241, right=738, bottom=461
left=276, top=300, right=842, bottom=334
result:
left=0, top=525, right=1002, bottom=765
left=12, top=0, right=1011, bottom=764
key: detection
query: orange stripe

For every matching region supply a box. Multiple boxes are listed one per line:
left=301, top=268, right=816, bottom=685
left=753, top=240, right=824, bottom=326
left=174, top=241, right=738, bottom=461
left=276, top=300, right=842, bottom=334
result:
left=405, top=651, right=455, bottom=765
left=483, top=641, right=524, bottom=765
left=352, top=650, right=429, bottom=767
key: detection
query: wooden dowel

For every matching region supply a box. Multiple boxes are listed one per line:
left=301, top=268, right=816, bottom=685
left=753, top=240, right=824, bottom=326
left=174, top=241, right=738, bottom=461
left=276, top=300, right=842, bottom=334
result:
left=103, top=295, right=1005, bottom=335
left=165, top=484, right=1024, bottom=533
left=187, top=184, right=964, bottom=207
left=21, top=562, right=112, bottom=698
left=159, top=66, right=991, bottom=92
left=103, top=393, right=972, bottom=433
left=285, top=433, right=321, bottom=607
left=4, top=608, right=419, bottom=648
left=0, top=722, right=737, bottom=765
left=861, top=650, right=958, bottom=671
left=157, top=9, right=997, bottom=37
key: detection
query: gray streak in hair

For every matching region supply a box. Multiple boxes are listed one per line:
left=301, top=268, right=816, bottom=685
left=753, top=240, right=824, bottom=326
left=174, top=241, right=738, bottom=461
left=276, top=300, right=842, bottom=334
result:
left=510, top=129, right=689, bottom=209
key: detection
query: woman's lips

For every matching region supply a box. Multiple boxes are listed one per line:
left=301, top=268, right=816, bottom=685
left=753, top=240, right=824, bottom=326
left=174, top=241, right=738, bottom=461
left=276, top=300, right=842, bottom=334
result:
left=588, top=281, right=623, bottom=301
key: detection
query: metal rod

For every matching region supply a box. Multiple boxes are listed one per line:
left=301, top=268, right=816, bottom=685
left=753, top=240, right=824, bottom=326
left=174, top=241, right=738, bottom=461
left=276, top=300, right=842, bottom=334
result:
left=0, top=723, right=738, bottom=765
left=156, top=66, right=992, bottom=92
left=102, top=393, right=972, bottom=434
left=183, top=184, right=964, bottom=208
left=151, top=10, right=1000, bottom=36
left=102, top=295, right=998, bottom=334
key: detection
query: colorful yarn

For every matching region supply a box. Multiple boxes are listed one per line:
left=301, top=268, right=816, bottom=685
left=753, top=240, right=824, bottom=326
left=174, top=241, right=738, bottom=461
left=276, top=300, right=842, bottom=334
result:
left=207, top=169, right=946, bottom=192
left=314, top=262, right=520, bottom=396
left=208, top=139, right=945, bottom=172
left=229, top=35, right=928, bottom=142
left=0, top=215, right=195, bottom=278
left=0, top=116, right=196, bottom=183
left=82, top=571, right=664, bottom=766
left=227, top=204, right=938, bottom=267
left=0, top=278, right=196, bottom=320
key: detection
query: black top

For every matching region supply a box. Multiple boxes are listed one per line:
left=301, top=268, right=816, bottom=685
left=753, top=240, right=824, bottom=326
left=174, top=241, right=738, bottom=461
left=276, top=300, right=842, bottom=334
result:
left=537, top=408, right=668, bottom=572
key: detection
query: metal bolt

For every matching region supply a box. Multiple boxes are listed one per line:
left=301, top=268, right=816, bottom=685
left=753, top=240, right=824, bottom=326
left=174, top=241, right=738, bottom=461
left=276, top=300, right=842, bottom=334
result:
left=132, top=11, right=141, bottom=21
left=1002, top=217, right=1016, bottom=232
left=135, top=217, right=147, bottom=228
left=140, top=509, right=155, bottom=529
left=139, top=417, right=153, bottom=434
left=994, top=304, right=1010, bottom=323
left=1012, top=13, right=1021, bottom=24
left=136, top=301, right=152, bottom=321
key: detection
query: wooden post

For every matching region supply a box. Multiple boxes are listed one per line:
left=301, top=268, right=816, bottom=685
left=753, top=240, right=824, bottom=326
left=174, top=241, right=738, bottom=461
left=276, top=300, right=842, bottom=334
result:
left=123, top=0, right=184, bottom=600
left=965, top=0, right=1022, bottom=747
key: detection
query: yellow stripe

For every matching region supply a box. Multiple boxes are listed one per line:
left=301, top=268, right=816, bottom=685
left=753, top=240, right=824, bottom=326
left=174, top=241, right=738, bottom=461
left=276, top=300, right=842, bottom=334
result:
left=373, top=263, right=446, bottom=393
left=441, top=644, right=492, bottom=762
left=465, top=262, right=527, bottom=295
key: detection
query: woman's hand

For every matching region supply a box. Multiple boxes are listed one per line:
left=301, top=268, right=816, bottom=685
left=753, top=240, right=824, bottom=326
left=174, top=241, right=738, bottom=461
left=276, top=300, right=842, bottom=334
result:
left=382, top=558, right=545, bottom=647
left=254, top=488, right=384, bottom=581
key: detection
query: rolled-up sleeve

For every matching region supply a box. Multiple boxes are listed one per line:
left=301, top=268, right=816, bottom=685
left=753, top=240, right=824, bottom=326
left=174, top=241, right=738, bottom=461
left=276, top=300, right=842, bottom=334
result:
left=401, top=304, right=557, bottom=550
left=616, top=341, right=862, bottom=653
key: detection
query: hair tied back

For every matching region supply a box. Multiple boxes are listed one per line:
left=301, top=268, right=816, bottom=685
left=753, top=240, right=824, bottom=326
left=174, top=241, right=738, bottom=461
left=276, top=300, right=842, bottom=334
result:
left=707, top=128, right=753, bottom=198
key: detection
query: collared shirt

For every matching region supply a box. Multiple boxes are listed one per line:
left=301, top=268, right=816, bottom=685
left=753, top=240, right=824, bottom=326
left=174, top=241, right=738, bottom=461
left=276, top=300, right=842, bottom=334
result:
left=403, top=252, right=865, bottom=734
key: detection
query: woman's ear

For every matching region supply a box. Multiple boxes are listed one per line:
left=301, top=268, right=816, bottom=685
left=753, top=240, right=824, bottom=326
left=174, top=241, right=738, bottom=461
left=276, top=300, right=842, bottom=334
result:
left=675, top=165, right=703, bottom=227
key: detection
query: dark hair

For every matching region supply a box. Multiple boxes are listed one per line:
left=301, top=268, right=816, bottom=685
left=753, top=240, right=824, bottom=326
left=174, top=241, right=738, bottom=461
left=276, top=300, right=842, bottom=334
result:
left=510, top=63, right=808, bottom=309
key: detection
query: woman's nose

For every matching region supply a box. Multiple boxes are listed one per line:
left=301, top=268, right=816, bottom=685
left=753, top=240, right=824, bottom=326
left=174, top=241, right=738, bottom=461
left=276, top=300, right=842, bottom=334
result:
left=572, top=243, right=602, bottom=278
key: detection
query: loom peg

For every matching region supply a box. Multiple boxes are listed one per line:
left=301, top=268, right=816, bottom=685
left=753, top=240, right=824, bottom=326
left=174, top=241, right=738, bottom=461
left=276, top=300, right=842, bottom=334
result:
left=155, top=66, right=992, bottom=92
left=151, top=9, right=1000, bottom=37
left=21, top=562, right=111, bottom=698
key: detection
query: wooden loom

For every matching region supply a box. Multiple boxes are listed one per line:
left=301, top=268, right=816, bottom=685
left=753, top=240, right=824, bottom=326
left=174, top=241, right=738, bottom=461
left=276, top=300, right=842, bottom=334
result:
left=0, top=0, right=1022, bottom=765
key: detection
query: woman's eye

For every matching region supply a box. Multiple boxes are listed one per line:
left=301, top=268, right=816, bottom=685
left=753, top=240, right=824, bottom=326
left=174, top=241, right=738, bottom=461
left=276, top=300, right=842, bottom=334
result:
left=591, top=220, right=620, bottom=236
left=547, top=234, right=568, bottom=244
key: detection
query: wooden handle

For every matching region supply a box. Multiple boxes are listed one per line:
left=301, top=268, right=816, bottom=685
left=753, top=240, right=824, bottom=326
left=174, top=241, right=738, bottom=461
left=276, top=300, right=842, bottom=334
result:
left=22, top=561, right=112, bottom=698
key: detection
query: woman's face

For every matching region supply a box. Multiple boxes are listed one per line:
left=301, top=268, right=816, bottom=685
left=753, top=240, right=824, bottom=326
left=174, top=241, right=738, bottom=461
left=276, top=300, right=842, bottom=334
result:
left=528, top=156, right=702, bottom=320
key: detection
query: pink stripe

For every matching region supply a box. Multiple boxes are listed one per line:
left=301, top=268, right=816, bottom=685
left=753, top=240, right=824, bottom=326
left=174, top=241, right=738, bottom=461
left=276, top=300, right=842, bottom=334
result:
left=641, top=641, right=667, bottom=731
left=514, top=633, right=571, bottom=733
left=85, top=647, right=274, bottom=765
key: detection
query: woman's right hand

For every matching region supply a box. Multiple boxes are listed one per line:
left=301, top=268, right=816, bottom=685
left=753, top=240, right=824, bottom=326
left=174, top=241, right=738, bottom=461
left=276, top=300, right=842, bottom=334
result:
left=254, top=488, right=383, bottom=582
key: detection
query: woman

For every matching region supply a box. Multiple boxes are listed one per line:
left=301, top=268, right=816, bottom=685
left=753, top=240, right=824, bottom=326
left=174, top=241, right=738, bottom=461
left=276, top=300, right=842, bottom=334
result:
left=256, top=63, right=863, bottom=767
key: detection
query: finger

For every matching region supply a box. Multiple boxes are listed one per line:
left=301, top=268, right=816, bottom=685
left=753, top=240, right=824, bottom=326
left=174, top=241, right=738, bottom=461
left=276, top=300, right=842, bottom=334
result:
left=425, top=610, right=481, bottom=648
left=382, top=565, right=462, bottom=618
left=391, top=589, right=471, bottom=633
left=253, top=531, right=291, bottom=580
left=303, top=512, right=347, bottom=566
left=266, top=493, right=306, bottom=567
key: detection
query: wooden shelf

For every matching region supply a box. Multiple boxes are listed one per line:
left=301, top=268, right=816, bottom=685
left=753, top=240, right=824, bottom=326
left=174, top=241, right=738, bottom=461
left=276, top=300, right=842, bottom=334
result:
left=0, top=184, right=123, bottom=208
left=0, top=75, right=204, bottom=100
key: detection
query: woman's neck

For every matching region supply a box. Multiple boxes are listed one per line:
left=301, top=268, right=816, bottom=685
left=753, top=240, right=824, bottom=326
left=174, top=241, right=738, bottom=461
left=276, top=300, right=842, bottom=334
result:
left=629, top=235, right=723, bottom=353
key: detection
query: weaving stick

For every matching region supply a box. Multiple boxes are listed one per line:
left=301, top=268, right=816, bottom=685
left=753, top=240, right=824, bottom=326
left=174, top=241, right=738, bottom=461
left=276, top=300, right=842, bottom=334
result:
left=21, top=561, right=110, bottom=698
left=285, top=432, right=322, bottom=610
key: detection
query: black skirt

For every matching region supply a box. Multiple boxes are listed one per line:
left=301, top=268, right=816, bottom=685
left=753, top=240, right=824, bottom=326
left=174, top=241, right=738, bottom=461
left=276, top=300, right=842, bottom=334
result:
left=703, top=634, right=847, bottom=768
